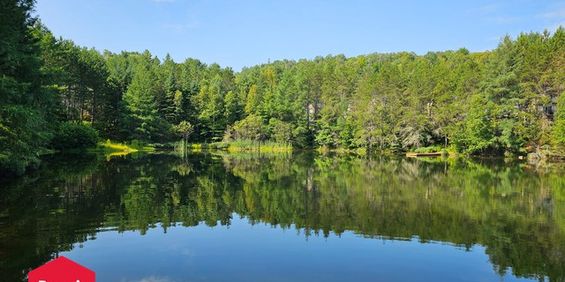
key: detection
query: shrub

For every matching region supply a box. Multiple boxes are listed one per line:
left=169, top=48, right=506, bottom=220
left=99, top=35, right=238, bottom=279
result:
left=292, top=126, right=311, bottom=148
left=227, top=115, right=266, bottom=141
left=51, top=122, right=99, bottom=150
left=268, top=118, right=293, bottom=144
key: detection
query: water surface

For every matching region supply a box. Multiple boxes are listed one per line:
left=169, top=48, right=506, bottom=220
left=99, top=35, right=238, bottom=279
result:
left=1, top=152, right=564, bottom=281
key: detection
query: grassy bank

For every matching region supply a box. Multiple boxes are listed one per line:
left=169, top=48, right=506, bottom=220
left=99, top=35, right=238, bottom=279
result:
left=177, top=140, right=565, bottom=164
left=90, top=140, right=155, bottom=158
left=185, top=140, right=292, bottom=153
left=227, top=140, right=292, bottom=153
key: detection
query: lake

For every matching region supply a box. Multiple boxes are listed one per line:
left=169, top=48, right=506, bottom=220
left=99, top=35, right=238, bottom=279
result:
left=1, top=152, right=564, bottom=281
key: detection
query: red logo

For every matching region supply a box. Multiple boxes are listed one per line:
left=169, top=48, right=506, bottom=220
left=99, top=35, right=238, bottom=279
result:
left=28, top=256, right=95, bottom=282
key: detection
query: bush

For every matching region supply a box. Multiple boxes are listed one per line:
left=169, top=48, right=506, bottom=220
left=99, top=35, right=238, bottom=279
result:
left=52, top=122, right=99, bottom=150
left=268, top=118, right=293, bottom=144
left=227, top=115, right=266, bottom=141
left=292, top=126, right=311, bottom=148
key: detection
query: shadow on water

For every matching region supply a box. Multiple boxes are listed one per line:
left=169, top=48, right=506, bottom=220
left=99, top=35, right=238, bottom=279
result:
left=0, top=151, right=564, bottom=281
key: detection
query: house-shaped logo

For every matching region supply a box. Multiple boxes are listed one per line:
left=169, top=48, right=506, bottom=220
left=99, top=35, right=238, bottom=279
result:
left=28, top=256, right=95, bottom=282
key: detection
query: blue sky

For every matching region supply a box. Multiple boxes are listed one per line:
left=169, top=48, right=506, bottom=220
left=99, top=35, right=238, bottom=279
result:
left=36, top=0, right=565, bottom=70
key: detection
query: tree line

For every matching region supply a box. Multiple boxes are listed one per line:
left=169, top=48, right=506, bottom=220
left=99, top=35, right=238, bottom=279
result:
left=1, top=0, right=564, bottom=174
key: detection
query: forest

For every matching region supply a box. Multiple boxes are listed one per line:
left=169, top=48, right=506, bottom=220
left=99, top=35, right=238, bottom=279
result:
left=2, top=0, right=565, bottom=175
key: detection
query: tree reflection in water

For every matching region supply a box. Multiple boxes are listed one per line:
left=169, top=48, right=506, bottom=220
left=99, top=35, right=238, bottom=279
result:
left=0, top=152, right=563, bottom=281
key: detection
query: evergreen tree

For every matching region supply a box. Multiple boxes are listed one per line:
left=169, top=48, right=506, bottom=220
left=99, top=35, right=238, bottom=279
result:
left=0, top=0, right=52, bottom=174
left=123, top=51, right=168, bottom=141
left=224, top=90, right=243, bottom=125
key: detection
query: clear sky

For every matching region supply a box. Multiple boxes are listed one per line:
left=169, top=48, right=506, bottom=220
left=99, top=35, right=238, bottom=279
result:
left=35, top=0, right=565, bottom=70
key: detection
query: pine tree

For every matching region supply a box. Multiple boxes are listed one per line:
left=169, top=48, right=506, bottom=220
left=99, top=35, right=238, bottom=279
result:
left=0, top=0, right=52, bottom=174
left=245, top=84, right=260, bottom=115
left=224, top=90, right=242, bottom=125
left=123, top=51, right=168, bottom=141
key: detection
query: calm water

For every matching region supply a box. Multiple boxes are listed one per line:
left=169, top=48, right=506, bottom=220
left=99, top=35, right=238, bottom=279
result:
left=1, top=152, right=564, bottom=281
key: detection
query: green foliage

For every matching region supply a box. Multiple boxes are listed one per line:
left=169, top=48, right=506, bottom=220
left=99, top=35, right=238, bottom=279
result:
left=0, top=106, right=50, bottom=175
left=226, top=140, right=292, bottom=152
left=224, top=90, right=243, bottom=125
left=268, top=118, right=293, bottom=144
left=2, top=0, right=565, bottom=175
left=51, top=122, right=99, bottom=150
left=97, top=140, right=138, bottom=153
left=173, top=121, right=194, bottom=142
left=413, top=145, right=445, bottom=153
left=292, top=126, right=312, bottom=148
left=39, top=27, right=565, bottom=155
left=0, top=0, right=52, bottom=175
left=123, top=51, right=169, bottom=141
left=226, top=115, right=266, bottom=141
left=196, top=74, right=229, bottom=140
left=554, top=92, right=565, bottom=146
left=244, top=84, right=260, bottom=115
left=453, top=95, right=497, bottom=154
